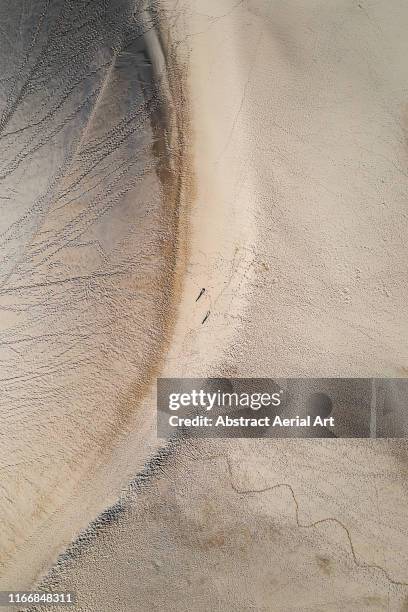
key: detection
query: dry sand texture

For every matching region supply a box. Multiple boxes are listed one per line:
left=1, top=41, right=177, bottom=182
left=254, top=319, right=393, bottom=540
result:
left=0, top=0, right=189, bottom=590
left=1, top=0, right=408, bottom=610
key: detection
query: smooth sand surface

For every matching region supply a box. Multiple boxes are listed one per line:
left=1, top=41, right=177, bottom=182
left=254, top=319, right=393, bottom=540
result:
left=1, top=1, right=408, bottom=610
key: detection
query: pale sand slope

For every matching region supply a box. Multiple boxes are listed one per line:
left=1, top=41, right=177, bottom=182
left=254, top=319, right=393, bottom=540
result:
left=28, top=1, right=408, bottom=611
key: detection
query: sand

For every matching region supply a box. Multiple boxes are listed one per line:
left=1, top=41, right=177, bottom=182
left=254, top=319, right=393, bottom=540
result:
left=1, top=0, right=408, bottom=609
left=0, top=0, right=187, bottom=591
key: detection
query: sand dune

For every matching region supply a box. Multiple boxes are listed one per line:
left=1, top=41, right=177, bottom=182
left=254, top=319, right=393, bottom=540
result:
left=1, top=0, right=408, bottom=610
left=0, top=0, right=189, bottom=590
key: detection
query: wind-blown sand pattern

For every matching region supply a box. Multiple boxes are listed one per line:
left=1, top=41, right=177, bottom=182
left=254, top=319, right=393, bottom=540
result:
left=1, top=1, right=408, bottom=610
left=0, top=0, right=190, bottom=591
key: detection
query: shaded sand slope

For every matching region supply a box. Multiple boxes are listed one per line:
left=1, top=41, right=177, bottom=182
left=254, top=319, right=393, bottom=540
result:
left=0, top=0, right=189, bottom=590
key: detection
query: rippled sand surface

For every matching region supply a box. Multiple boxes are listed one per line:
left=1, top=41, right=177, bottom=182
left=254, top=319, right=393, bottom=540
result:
left=1, top=1, right=408, bottom=610
left=0, top=0, right=189, bottom=590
